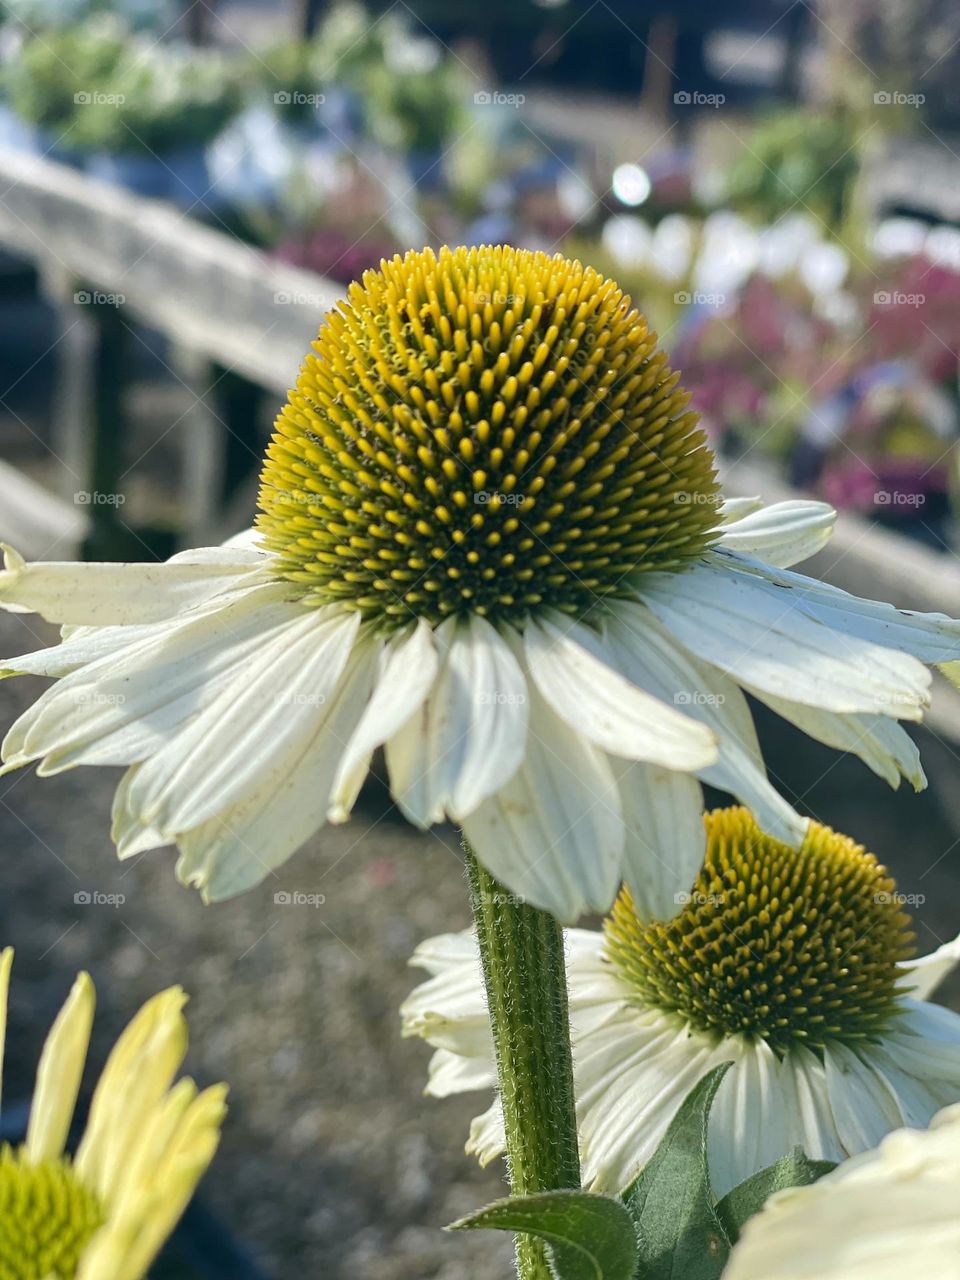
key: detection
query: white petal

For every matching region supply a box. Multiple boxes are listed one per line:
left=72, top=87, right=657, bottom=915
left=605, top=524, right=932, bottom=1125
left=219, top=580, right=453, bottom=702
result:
left=124, top=610, right=362, bottom=832
left=718, top=548, right=960, bottom=666
left=386, top=617, right=528, bottom=826
left=466, top=1098, right=506, bottom=1166
left=708, top=1037, right=789, bottom=1197
left=171, top=641, right=380, bottom=900
left=719, top=496, right=764, bottom=523
left=605, top=604, right=807, bottom=846
left=717, top=500, right=836, bottom=567
left=900, top=932, right=960, bottom=1000
left=639, top=559, right=931, bottom=718
left=776, top=1044, right=846, bottom=1166
left=575, top=1008, right=720, bottom=1192
left=524, top=616, right=717, bottom=769
left=425, top=1048, right=495, bottom=1097
left=328, top=620, right=438, bottom=822
left=612, top=760, right=705, bottom=920
left=824, top=1043, right=903, bottom=1153
left=3, top=585, right=301, bottom=774
left=752, top=692, right=925, bottom=791
left=0, top=542, right=269, bottom=625
left=461, top=688, right=624, bottom=922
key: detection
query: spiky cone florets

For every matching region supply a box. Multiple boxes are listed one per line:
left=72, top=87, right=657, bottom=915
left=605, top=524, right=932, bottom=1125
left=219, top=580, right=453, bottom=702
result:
left=605, top=807, right=917, bottom=1055
left=0, top=1150, right=103, bottom=1279
left=256, top=244, right=720, bottom=628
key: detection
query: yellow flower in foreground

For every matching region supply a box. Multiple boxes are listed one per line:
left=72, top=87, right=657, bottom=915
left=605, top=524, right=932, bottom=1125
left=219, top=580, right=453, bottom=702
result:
left=0, top=948, right=226, bottom=1280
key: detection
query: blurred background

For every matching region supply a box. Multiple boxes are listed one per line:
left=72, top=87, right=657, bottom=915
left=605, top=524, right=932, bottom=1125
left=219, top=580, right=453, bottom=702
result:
left=1, top=0, right=960, bottom=1275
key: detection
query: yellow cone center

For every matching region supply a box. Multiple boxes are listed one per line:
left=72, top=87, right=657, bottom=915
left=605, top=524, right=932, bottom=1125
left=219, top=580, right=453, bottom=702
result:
left=0, top=1147, right=103, bottom=1279
left=605, top=807, right=917, bottom=1052
left=256, top=244, right=720, bottom=628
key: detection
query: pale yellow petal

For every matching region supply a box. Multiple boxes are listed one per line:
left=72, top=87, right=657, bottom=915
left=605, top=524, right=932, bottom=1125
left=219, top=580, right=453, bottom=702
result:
left=75, top=987, right=187, bottom=1200
left=25, top=970, right=94, bottom=1163
left=0, top=946, right=12, bottom=1112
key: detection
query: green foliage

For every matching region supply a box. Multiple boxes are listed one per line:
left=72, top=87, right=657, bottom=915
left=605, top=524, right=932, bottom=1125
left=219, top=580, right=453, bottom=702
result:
left=622, top=1064, right=732, bottom=1280
left=715, top=1148, right=836, bottom=1244
left=450, top=1189, right=639, bottom=1280
left=4, top=17, right=128, bottom=132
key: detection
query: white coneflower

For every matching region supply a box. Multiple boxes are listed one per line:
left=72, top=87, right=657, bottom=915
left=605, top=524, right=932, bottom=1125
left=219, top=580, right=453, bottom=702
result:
left=1, top=245, right=958, bottom=919
left=723, top=1103, right=960, bottom=1280
left=0, top=948, right=226, bottom=1280
left=402, top=807, right=960, bottom=1196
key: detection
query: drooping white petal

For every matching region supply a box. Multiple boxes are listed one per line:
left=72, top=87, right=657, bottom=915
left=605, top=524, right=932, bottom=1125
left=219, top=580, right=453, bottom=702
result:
left=638, top=559, right=931, bottom=718
left=605, top=604, right=807, bottom=846
left=386, top=616, right=528, bottom=826
left=328, top=620, right=438, bottom=822
left=575, top=1007, right=723, bottom=1192
left=719, top=496, right=764, bottom=523
left=466, top=1098, right=506, bottom=1167
left=461, top=687, right=624, bottom=922
left=751, top=691, right=925, bottom=791
left=524, top=615, right=717, bottom=770
left=425, top=1047, right=496, bottom=1097
left=717, top=500, right=836, bottom=567
left=0, top=543, right=269, bottom=625
left=3, top=585, right=302, bottom=774
left=900, top=933, right=960, bottom=1000
left=718, top=547, right=960, bottom=666
left=170, top=641, right=380, bottom=900
left=612, top=759, right=705, bottom=920
left=708, top=1036, right=791, bottom=1197
left=123, top=610, right=362, bottom=832
left=823, top=1042, right=904, bottom=1152
left=400, top=930, right=491, bottom=1059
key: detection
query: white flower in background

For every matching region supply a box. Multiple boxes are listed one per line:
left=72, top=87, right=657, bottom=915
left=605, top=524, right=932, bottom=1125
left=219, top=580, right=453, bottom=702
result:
left=402, top=807, right=960, bottom=1197
left=0, top=948, right=226, bottom=1280
left=1, top=245, right=959, bottom=918
left=724, top=1103, right=960, bottom=1280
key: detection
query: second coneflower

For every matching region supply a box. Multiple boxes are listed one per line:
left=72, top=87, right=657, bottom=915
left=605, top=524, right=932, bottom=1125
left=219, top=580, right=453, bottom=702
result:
left=1, top=245, right=959, bottom=919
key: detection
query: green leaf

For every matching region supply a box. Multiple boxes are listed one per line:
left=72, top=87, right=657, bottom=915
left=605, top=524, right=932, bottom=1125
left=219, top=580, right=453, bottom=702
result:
left=449, top=1188, right=639, bottom=1280
left=715, top=1147, right=836, bottom=1243
left=621, top=1062, right=732, bottom=1280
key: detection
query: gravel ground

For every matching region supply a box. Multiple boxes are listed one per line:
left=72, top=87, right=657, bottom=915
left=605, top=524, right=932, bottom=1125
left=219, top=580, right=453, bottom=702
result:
left=1, top=605, right=960, bottom=1278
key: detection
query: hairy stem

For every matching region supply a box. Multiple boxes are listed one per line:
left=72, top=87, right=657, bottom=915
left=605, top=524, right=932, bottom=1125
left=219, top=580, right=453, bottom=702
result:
left=465, top=841, right=581, bottom=1279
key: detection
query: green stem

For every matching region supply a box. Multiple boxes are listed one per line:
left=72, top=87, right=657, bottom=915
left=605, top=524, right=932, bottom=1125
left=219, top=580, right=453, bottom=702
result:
left=464, top=840, right=581, bottom=1280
